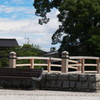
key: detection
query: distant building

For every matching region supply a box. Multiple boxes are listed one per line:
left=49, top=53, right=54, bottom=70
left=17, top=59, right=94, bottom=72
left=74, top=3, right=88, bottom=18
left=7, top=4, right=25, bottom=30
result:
left=44, top=50, right=59, bottom=57
left=0, top=38, right=19, bottom=50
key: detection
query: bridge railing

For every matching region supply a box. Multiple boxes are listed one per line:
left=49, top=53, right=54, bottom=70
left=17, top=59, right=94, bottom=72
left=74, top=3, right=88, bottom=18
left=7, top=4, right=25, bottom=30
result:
left=69, top=56, right=100, bottom=73
left=9, top=51, right=100, bottom=74
left=16, top=57, right=62, bottom=72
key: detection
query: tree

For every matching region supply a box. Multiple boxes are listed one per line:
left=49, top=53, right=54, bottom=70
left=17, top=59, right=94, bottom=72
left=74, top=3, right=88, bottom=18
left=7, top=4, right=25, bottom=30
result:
left=15, top=44, right=42, bottom=56
left=33, top=0, right=100, bottom=56
left=0, top=44, right=44, bottom=67
left=50, top=47, right=56, bottom=52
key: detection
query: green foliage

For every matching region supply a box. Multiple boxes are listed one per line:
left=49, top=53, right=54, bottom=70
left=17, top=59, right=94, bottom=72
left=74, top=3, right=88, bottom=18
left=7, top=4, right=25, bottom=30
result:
left=0, top=50, right=9, bottom=67
left=13, top=44, right=41, bottom=56
left=50, top=47, right=56, bottom=52
left=33, top=0, right=100, bottom=56
left=0, top=44, right=44, bottom=67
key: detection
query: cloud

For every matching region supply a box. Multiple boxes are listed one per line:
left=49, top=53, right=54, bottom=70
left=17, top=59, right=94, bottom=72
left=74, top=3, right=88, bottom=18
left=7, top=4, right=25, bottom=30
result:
left=0, top=0, right=61, bottom=51
left=0, top=36, right=23, bottom=40
left=0, top=9, right=60, bottom=51
left=0, top=5, right=34, bottom=17
left=0, top=18, right=29, bottom=31
left=0, top=5, right=13, bottom=13
left=12, top=0, right=24, bottom=4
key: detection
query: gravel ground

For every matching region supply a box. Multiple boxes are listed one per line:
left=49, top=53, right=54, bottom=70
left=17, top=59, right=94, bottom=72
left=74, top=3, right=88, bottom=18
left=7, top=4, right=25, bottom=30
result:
left=0, top=89, right=100, bottom=100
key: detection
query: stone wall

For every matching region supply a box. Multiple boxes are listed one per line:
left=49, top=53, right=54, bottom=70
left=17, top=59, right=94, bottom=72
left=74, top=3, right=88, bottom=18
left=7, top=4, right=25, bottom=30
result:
left=38, top=73, right=100, bottom=92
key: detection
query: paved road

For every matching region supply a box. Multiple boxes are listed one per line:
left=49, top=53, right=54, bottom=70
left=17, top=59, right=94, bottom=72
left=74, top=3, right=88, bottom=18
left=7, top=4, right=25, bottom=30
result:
left=0, top=89, right=100, bottom=100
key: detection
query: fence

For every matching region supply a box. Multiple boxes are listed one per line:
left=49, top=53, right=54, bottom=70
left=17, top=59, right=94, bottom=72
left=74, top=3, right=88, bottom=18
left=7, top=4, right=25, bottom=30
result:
left=9, top=51, right=100, bottom=74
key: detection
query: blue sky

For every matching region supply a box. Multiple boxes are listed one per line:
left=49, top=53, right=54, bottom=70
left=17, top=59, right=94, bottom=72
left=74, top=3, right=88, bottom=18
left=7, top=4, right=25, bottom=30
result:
left=0, top=0, right=60, bottom=51
left=0, top=0, right=34, bottom=20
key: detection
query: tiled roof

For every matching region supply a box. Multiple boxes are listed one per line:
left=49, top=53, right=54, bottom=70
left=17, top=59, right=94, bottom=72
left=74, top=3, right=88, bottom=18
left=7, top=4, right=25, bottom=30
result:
left=0, top=38, right=19, bottom=47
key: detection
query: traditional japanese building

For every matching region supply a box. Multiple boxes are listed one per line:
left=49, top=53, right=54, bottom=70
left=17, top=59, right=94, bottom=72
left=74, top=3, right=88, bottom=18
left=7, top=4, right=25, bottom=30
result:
left=0, top=38, right=19, bottom=50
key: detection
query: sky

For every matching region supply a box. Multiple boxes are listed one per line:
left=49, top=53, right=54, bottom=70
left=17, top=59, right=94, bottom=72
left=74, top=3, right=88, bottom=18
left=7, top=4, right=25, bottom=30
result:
left=0, top=0, right=60, bottom=51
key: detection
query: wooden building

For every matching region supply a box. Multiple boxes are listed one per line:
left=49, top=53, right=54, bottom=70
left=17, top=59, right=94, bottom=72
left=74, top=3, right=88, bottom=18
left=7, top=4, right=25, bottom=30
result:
left=0, top=38, right=19, bottom=50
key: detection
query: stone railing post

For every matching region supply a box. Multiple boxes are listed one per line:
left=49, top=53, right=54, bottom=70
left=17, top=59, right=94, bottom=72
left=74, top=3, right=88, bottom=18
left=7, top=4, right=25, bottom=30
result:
left=61, top=51, right=69, bottom=73
left=96, top=58, right=100, bottom=74
left=9, top=51, right=17, bottom=68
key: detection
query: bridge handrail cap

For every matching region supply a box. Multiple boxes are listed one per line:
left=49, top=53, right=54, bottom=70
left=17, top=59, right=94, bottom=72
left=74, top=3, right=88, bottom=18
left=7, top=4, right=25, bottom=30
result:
left=62, top=51, right=69, bottom=55
left=9, top=51, right=16, bottom=55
